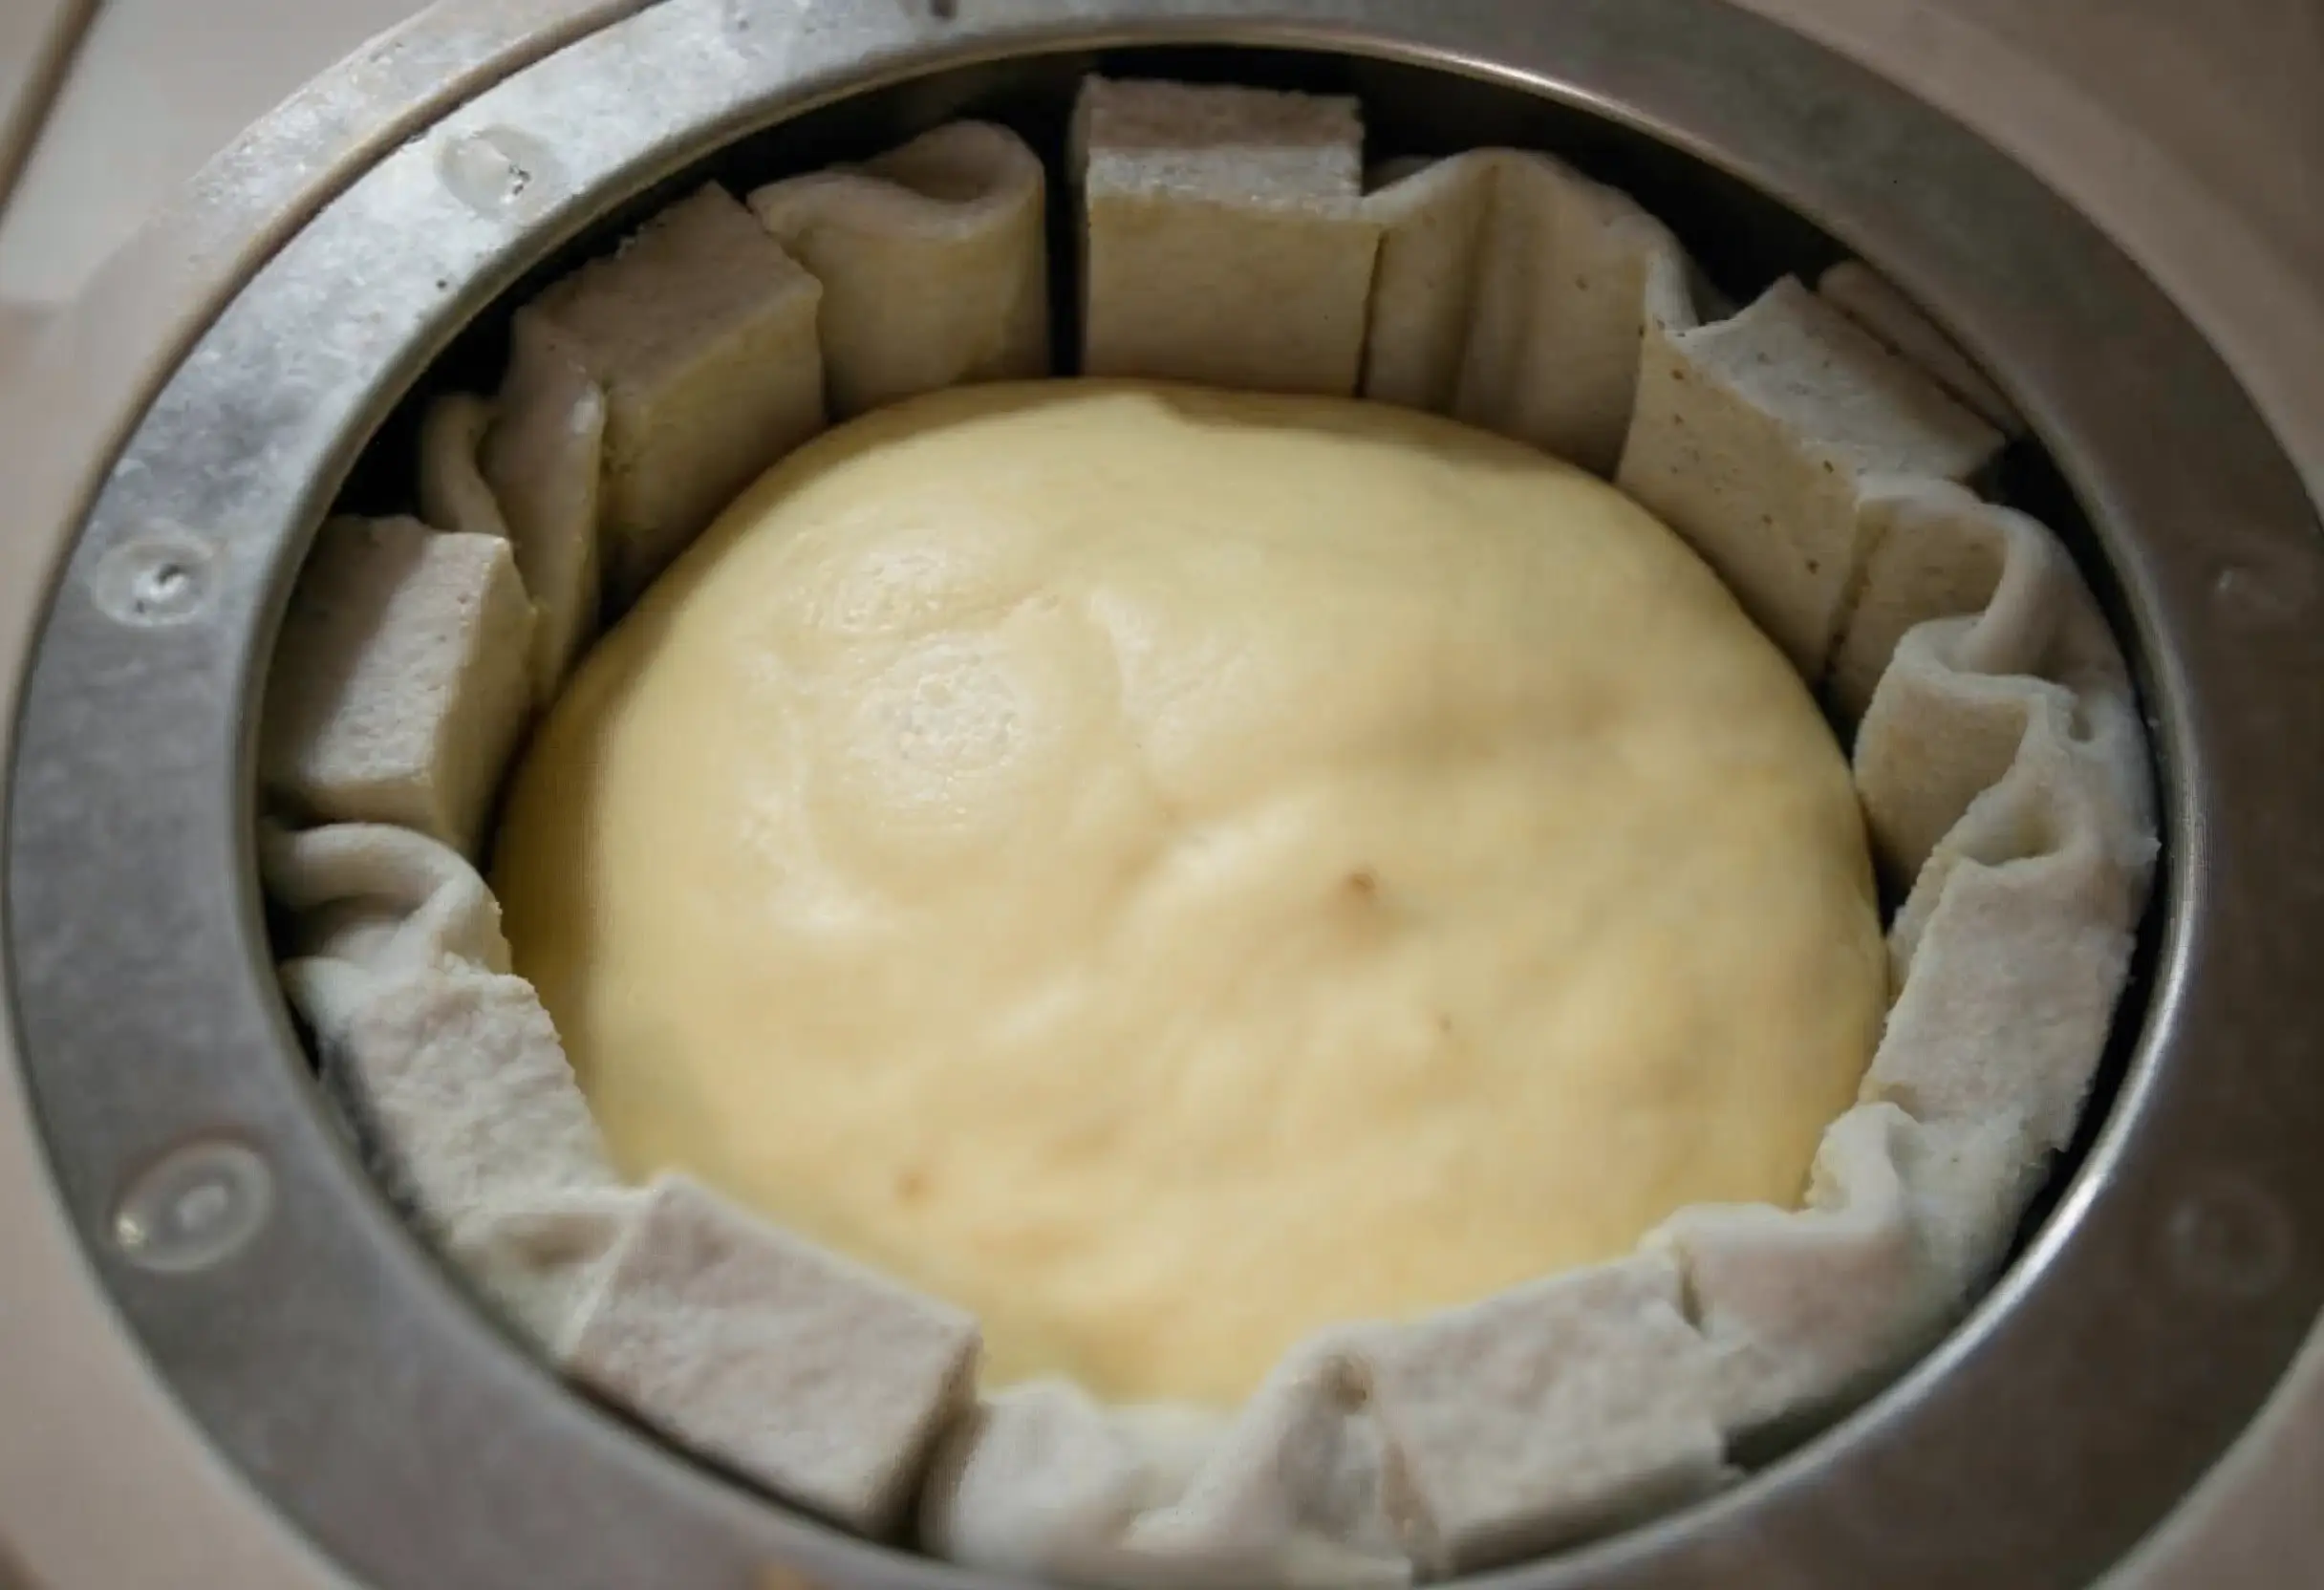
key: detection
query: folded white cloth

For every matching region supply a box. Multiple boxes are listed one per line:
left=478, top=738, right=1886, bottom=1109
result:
left=258, top=515, right=535, bottom=855
left=752, top=119, right=1050, bottom=418
left=1363, top=148, right=1696, bottom=476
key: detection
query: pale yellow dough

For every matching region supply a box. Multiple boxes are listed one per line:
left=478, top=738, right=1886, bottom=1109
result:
left=494, top=380, right=1885, bottom=1408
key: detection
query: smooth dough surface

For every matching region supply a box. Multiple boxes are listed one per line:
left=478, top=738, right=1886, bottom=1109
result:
left=494, top=379, right=1884, bottom=1407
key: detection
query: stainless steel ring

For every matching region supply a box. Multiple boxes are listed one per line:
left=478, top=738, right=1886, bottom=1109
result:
left=8, top=3, right=2323, bottom=1588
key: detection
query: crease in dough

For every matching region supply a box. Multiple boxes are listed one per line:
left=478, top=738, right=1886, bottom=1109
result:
left=929, top=1252, right=1731, bottom=1584
left=1862, top=717, right=2153, bottom=1299
left=925, top=1349, right=1414, bottom=1589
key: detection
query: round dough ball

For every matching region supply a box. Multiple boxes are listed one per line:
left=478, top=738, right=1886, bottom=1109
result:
left=495, top=379, right=1885, bottom=1407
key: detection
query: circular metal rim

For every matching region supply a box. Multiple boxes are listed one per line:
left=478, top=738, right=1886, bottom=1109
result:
left=8, top=3, right=2323, bottom=1588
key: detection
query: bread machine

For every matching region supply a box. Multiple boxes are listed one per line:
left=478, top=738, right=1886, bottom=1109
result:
left=2, top=3, right=2320, bottom=1586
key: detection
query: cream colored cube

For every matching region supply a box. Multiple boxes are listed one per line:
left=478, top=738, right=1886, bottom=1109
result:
left=415, top=348, right=606, bottom=704
left=528, top=183, right=824, bottom=606
left=1818, top=261, right=2023, bottom=438
left=560, top=1174, right=981, bottom=1536
left=1616, top=277, right=2002, bottom=673
left=1075, top=75, right=1379, bottom=396
left=485, top=309, right=608, bottom=698
left=260, top=515, right=534, bottom=855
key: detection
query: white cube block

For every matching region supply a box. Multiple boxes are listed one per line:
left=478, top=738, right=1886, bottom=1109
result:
left=486, top=309, right=608, bottom=698
left=1345, top=1256, right=1724, bottom=1577
left=529, top=183, right=825, bottom=605
left=559, top=1173, right=980, bottom=1536
left=260, top=515, right=535, bottom=855
left=1075, top=75, right=1380, bottom=396
left=1122, top=1346, right=1409, bottom=1586
left=1615, top=277, right=2002, bottom=672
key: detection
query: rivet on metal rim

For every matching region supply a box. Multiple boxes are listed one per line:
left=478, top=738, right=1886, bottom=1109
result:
left=723, top=0, right=915, bottom=58
left=112, top=1140, right=276, bottom=1275
left=86, top=528, right=218, bottom=627
left=723, top=0, right=807, bottom=48
left=2163, top=1172, right=2294, bottom=1302
left=439, top=127, right=562, bottom=221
